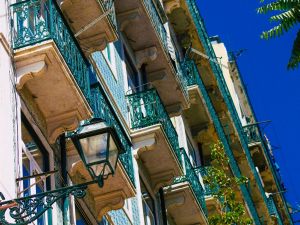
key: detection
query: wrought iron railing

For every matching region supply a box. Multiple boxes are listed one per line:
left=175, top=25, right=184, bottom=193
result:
left=195, top=166, right=215, bottom=196
left=182, top=59, right=262, bottom=225
left=11, top=0, right=91, bottom=100
left=142, top=0, right=168, bottom=53
left=243, top=124, right=261, bottom=144
left=174, top=51, right=189, bottom=100
left=174, top=149, right=207, bottom=216
left=101, top=0, right=117, bottom=31
left=267, top=196, right=284, bottom=225
left=126, top=88, right=182, bottom=166
left=244, top=124, right=287, bottom=217
left=11, top=0, right=135, bottom=187
left=90, top=81, right=135, bottom=186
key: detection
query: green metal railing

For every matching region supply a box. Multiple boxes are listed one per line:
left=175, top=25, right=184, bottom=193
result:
left=183, top=59, right=262, bottom=225
left=11, top=0, right=91, bottom=101
left=91, top=84, right=135, bottom=185
left=174, top=149, right=207, bottom=216
left=142, top=0, right=188, bottom=100
left=267, top=196, right=284, bottom=225
left=243, top=124, right=261, bottom=144
left=244, top=124, right=289, bottom=223
left=243, top=124, right=284, bottom=192
left=126, top=89, right=182, bottom=165
left=174, top=52, right=189, bottom=100
left=101, top=0, right=117, bottom=31
left=142, top=0, right=168, bottom=53
left=11, top=0, right=135, bottom=187
left=195, top=166, right=215, bottom=196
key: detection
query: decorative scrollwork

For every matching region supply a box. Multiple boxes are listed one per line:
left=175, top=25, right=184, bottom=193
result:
left=0, top=182, right=92, bottom=225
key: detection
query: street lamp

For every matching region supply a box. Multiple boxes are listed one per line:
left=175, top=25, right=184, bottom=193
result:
left=0, top=118, right=123, bottom=225
left=71, top=118, right=124, bottom=187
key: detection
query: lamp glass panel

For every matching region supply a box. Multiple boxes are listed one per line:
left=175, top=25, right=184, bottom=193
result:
left=79, top=133, right=108, bottom=165
left=90, top=164, right=106, bottom=177
left=108, top=135, right=119, bottom=172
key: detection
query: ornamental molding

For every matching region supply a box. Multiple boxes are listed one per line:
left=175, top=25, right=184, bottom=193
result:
left=16, top=54, right=48, bottom=90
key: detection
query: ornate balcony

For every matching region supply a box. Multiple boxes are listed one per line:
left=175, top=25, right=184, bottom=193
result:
left=267, top=196, right=284, bottom=225
left=116, top=0, right=189, bottom=114
left=183, top=60, right=212, bottom=137
left=244, top=124, right=291, bottom=224
left=11, top=0, right=92, bottom=143
left=195, top=166, right=221, bottom=216
left=164, top=149, right=207, bottom=225
left=127, top=89, right=183, bottom=191
left=243, top=124, right=280, bottom=191
left=60, top=0, right=118, bottom=54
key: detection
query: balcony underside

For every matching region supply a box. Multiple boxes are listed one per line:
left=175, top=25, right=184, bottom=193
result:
left=115, top=0, right=188, bottom=112
left=131, top=125, right=183, bottom=191
left=15, top=41, right=92, bottom=143
left=164, top=1, right=216, bottom=85
left=164, top=182, right=207, bottom=225
left=60, top=0, right=117, bottom=54
left=67, top=141, right=136, bottom=220
left=236, top=154, right=274, bottom=224
left=184, top=85, right=211, bottom=136
left=205, top=196, right=221, bottom=216
left=249, top=144, right=277, bottom=192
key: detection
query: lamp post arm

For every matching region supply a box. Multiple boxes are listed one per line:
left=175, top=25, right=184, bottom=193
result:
left=0, top=180, right=97, bottom=225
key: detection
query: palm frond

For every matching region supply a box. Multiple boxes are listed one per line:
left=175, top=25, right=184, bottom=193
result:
left=258, top=0, right=300, bottom=69
left=269, top=8, right=298, bottom=22
left=257, top=0, right=300, bottom=14
left=261, top=23, right=290, bottom=39
left=288, top=29, right=300, bottom=69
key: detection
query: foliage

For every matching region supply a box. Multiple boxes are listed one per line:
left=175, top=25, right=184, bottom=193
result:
left=257, top=0, right=300, bottom=69
left=203, top=142, right=253, bottom=225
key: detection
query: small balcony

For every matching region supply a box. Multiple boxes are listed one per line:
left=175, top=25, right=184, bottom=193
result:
left=196, top=166, right=221, bottom=216
left=11, top=0, right=92, bottom=143
left=182, top=60, right=212, bottom=137
left=116, top=0, right=189, bottom=113
left=60, top=0, right=118, bottom=54
left=243, top=124, right=291, bottom=224
left=243, top=124, right=281, bottom=192
left=127, top=89, right=183, bottom=191
left=164, top=149, right=207, bottom=225
left=267, top=196, right=285, bottom=225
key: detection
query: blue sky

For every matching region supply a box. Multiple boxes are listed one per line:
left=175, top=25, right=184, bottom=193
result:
left=195, top=0, right=300, bottom=222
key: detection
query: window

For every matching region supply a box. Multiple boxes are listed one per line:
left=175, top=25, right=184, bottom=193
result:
left=103, top=44, right=112, bottom=63
left=103, top=43, right=117, bottom=80
left=74, top=203, right=110, bottom=225
left=187, top=137, right=198, bottom=167
left=140, top=178, right=156, bottom=225
left=125, top=51, right=139, bottom=93
left=75, top=206, right=89, bottom=225
left=20, top=113, right=50, bottom=225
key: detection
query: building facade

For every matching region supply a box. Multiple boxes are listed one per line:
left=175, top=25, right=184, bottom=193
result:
left=0, top=0, right=292, bottom=224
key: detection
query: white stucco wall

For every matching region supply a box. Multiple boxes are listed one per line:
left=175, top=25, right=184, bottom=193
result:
left=211, top=41, right=247, bottom=126
left=0, top=0, right=18, bottom=203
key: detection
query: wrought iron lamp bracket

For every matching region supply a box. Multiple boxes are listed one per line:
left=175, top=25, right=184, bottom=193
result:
left=0, top=180, right=97, bottom=225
